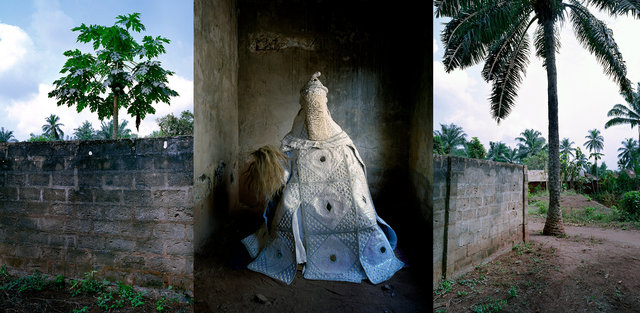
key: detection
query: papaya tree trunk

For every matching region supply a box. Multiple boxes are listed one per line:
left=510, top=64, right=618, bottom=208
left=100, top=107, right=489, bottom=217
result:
left=113, top=94, right=119, bottom=140
left=542, top=15, right=565, bottom=236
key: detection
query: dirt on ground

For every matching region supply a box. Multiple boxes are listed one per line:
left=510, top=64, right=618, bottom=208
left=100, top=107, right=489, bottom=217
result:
left=434, top=194, right=640, bottom=313
left=194, top=212, right=431, bottom=313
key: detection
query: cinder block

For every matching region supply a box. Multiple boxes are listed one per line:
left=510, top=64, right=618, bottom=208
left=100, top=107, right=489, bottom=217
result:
left=38, top=218, right=65, bottom=232
left=102, top=205, right=132, bottom=221
left=134, top=206, right=166, bottom=221
left=93, top=221, right=121, bottom=236
left=164, top=240, right=192, bottom=256
left=153, top=223, right=185, bottom=240
left=166, top=207, right=193, bottom=222
left=123, top=190, right=152, bottom=205
left=77, top=173, right=102, bottom=188
left=135, top=238, right=164, bottom=254
left=146, top=256, right=185, bottom=274
left=20, top=187, right=41, bottom=202
left=118, top=255, right=146, bottom=268
left=167, top=172, right=192, bottom=187
left=43, top=188, right=66, bottom=202
left=104, top=173, right=133, bottom=189
left=68, top=188, right=94, bottom=203
left=64, top=219, right=92, bottom=234
left=104, top=238, right=135, bottom=252
left=95, top=190, right=122, bottom=204
left=152, top=190, right=188, bottom=206
left=6, top=174, right=26, bottom=186
left=78, top=236, right=105, bottom=250
left=132, top=272, right=164, bottom=288
left=133, top=173, right=165, bottom=189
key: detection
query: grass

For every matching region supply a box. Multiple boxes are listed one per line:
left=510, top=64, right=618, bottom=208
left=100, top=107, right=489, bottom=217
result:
left=471, top=297, right=507, bottom=313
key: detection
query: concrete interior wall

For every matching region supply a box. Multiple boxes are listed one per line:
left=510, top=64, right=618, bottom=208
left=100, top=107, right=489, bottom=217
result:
left=193, top=0, right=239, bottom=252
left=235, top=1, right=426, bottom=220
left=194, top=1, right=431, bottom=287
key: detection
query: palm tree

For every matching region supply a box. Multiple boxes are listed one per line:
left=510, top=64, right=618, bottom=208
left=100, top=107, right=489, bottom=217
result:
left=584, top=128, right=604, bottom=177
left=487, top=141, right=510, bottom=162
left=575, top=147, right=589, bottom=171
left=617, top=138, right=638, bottom=169
left=605, top=82, right=640, bottom=144
left=560, top=138, right=576, bottom=160
left=0, top=127, right=17, bottom=142
left=96, top=120, right=135, bottom=140
left=504, top=147, right=521, bottom=164
left=516, top=129, right=546, bottom=159
left=435, top=0, right=636, bottom=236
left=434, top=123, right=467, bottom=155
left=42, top=114, right=64, bottom=140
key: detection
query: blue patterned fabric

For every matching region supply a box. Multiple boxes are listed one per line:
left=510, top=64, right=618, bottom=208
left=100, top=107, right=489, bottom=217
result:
left=242, top=131, right=403, bottom=284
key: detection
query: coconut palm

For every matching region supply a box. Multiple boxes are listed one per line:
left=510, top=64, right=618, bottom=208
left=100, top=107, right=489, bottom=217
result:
left=605, top=82, right=640, bottom=144
left=0, top=127, right=17, bottom=142
left=42, top=114, right=64, bottom=140
left=584, top=128, right=604, bottom=177
left=435, top=0, right=637, bottom=236
left=434, top=123, right=467, bottom=155
left=618, top=138, right=638, bottom=169
left=96, top=119, right=135, bottom=140
left=504, top=147, right=521, bottom=164
left=516, top=129, right=547, bottom=159
left=487, top=141, right=510, bottom=162
left=560, top=138, right=576, bottom=159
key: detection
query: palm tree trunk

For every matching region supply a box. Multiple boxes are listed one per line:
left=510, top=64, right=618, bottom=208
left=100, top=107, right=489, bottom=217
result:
left=113, top=94, right=119, bottom=140
left=542, top=16, right=565, bottom=236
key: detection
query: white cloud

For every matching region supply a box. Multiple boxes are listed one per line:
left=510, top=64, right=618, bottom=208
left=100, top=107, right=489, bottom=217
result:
left=0, top=23, right=33, bottom=73
left=4, top=74, right=193, bottom=141
left=433, top=38, right=438, bottom=54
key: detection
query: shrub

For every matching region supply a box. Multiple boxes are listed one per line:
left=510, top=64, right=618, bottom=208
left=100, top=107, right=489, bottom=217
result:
left=619, top=191, right=640, bottom=221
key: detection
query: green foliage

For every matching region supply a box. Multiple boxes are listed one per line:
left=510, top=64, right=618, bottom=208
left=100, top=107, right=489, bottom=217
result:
left=96, top=119, right=137, bottom=139
left=72, top=306, right=88, bottom=313
left=457, top=290, right=468, bottom=297
left=434, top=135, right=445, bottom=155
left=69, top=270, right=105, bottom=296
left=28, top=133, right=55, bottom=142
left=73, top=121, right=96, bottom=140
left=466, top=137, right=487, bottom=159
left=512, top=242, right=533, bottom=256
left=48, top=12, right=179, bottom=138
left=523, top=150, right=549, bottom=171
left=155, top=110, right=193, bottom=136
left=434, top=123, right=467, bottom=155
left=156, top=296, right=167, bottom=312
left=471, top=297, right=507, bottom=313
left=516, top=129, right=547, bottom=160
left=434, top=279, right=455, bottom=296
left=0, top=127, right=17, bottom=142
left=117, top=281, right=145, bottom=307
left=508, top=285, right=517, bottom=298
left=620, top=191, right=640, bottom=221
left=97, top=291, right=125, bottom=310
left=0, top=265, right=8, bottom=277
left=1, top=269, right=49, bottom=293
left=42, top=114, right=65, bottom=140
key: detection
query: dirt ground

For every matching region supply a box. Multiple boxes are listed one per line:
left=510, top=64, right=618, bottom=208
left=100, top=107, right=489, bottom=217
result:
left=194, top=211, right=431, bottom=313
left=434, top=194, right=640, bottom=312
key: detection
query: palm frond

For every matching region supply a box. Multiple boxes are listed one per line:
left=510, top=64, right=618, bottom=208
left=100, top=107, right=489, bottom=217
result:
left=441, top=1, right=533, bottom=71
left=434, top=0, right=488, bottom=18
left=533, top=22, right=562, bottom=65
left=604, top=117, right=639, bottom=128
left=482, top=16, right=537, bottom=81
left=584, top=0, right=640, bottom=18
left=568, top=0, right=633, bottom=99
left=487, top=27, right=531, bottom=121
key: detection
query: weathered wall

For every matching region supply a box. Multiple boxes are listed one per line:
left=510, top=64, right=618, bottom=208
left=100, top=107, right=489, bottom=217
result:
left=433, top=156, right=528, bottom=285
left=0, top=137, right=193, bottom=291
left=193, top=0, right=239, bottom=251
left=235, top=1, right=419, bottom=215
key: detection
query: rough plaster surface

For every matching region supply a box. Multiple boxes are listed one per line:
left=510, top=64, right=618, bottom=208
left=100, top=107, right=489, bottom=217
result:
left=236, top=1, right=416, bottom=214
left=0, top=137, right=194, bottom=291
left=194, top=0, right=239, bottom=251
left=433, top=156, right=527, bottom=286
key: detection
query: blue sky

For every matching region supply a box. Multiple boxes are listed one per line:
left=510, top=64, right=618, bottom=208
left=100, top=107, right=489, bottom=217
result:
left=0, top=0, right=193, bottom=140
left=434, top=5, right=640, bottom=169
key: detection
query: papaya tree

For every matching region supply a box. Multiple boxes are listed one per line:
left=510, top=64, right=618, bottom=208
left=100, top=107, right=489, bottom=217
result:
left=48, top=13, right=178, bottom=139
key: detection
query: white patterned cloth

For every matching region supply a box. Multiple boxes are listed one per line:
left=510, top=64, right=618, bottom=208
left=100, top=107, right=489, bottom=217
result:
left=242, top=112, right=403, bottom=285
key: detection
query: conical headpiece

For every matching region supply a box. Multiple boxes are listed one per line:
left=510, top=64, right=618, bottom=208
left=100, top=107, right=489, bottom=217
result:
left=301, top=72, right=328, bottom=96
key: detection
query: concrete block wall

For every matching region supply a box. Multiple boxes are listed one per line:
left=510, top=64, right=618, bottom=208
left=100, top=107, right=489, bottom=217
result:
left=0, top=137, right=193, bottom=291
left=433, top=155, right=527, bottom=285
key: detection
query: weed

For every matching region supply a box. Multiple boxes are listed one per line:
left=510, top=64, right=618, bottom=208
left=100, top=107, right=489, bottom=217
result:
left=457, top=290, right=468, bottom=297
left=118, top=282, right=146, bottom=307
left=72, top=306, right=88, bottom=313
left=435, top=310, right=447, bottom=313
left=512, top=242, right=533, bottom=255
left=96, top=291, right=124, bottom=310
left=434, top=279, right=455, bottom=296
left=157, top=296, right=168, bottom=312
left=1, top=269, right=50, bottom=293
left=508, top=285, right=517, bottom=298
left=471, top=297, right=507, bottom=313
left=0, top=264, right=9, bottom=277
left=69, top=271, right=105, bottom=296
